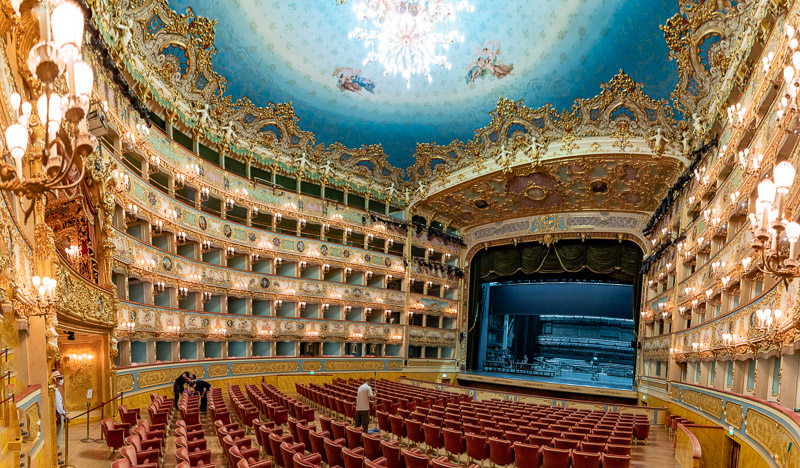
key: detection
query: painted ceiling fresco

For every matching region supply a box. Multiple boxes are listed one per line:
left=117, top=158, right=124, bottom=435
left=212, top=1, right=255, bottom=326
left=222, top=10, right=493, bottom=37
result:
left=167, top=0, right=680, bottom=167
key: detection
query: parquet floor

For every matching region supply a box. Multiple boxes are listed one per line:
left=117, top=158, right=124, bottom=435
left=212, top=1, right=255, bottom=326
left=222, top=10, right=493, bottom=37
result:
left=59, top=393, right=679, bottom=468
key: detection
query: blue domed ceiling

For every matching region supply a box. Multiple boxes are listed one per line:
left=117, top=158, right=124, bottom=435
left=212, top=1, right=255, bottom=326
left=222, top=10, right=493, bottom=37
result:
left=168, top=0, right=679, bottom=168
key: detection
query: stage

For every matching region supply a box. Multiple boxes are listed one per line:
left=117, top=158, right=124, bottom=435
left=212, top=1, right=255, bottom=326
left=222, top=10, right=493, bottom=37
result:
left=457, top=369, right=637, bottom=400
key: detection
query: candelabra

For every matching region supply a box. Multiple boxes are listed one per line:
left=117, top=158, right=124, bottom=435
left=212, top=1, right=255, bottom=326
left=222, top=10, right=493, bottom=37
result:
left=226, top=247, right=236, bottom=258
left=323, top=264, right=331, bottom=273
left=201, top=291, right=212, bottom=303
left=66, top=353, right=93, bottom=372
left=350, top=332, right=364, bottom=340
left=177, top=287, right=188, bottom=299
left=412, top=300, right=425, bottom=313
left=152, top=219, right=163, bottom=234
left=721, top=332, right=740, bottom=351
left=737, top=148, right=763, bottom=174
left=211, top=327, right=228, bottom=337
left=275, top=299, right=283, bottom=309
left=755, top=308, right=785, bottom=333
left=748, top=162, right=800, bottom=282
left=162, top=325, right=181, bottom=339
left=21, top=275, right=58, bottom=316
left=299, top=219, right=306, bottom=229
left=112, top=169, right=130, bottom=193
left=250, top=253, right=260, bottom=262
left=446, top=306, right=458, bottom=315
left=152, top=281, right=165, bottom=296
left=64, top=244, right=79, bottom=262
left=251, top=205, right=259, bottom=217
left=174, top=172, right=186, bottom=189
left=148, top=155, right=160, bottom=175
left=305, top=330, right=319, bottom=338
left=344, top=267, right=352, bottom=277
left=125, top=203, right=138, bottom=223
left=201, top=240, right=212, bottom=252
left=322, top=303, right=330, bottom=312
left=366, top=271, right=373, bottom=280
left=224, top=197, right=235, bottom=212
left=199, top=187, right=210, bottom=202
left=275, top=212, right=282, bottom=223
left=176, top=231, right=187, bottom=244
left=298, top=301, right=306, bottom=310
left=299, top=261, right=307, bottom=270
left=1, top=0, right=97, bottom=222
left=117, top=321, right=135, bottom=339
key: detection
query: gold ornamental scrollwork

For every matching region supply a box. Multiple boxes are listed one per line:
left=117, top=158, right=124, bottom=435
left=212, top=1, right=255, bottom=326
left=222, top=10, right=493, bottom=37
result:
left=744, top=409, right=799, bottom=468
left=137, top=365, right=205, bottom=389
left=724, top=401, right=743, bottom=430
left=301, top=361, right=322, bottom=372
left=207, top=363, right=229, bottom=378
left=116, top=373, right=135, bottom=393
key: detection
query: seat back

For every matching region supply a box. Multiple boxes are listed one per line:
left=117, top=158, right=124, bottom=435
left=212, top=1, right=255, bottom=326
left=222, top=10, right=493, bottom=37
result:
left=488, top=438, right=514, bottom=466
left=380, top=440, right=403, bottom=468
left=325, top=437, right=345, bottom=468
left=513, top=442, right=541, bottom=468
left=362, top=432, right=382, bottom=461
left=602, top=453, right=632, bottom=468
left=402, top=449, right=430, bottom=468
left=442, top=428, right=465, bottom=455
left=571, top=450, right=601, bottom=468
left=542, top=447, right=572, bottom=468
left=343, top=447, right=366, bottom=468
left=464, top=433, right=489, bottom=460
left=346, top=425, right=364, bottom=449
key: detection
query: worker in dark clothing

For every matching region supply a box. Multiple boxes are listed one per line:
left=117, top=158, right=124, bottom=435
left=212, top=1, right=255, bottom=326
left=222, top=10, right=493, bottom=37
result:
left=190, top=376, right=212, bottom=411
left=173, top=371, right=191, bottom=407
left=190, top=380, right=212, bottom=411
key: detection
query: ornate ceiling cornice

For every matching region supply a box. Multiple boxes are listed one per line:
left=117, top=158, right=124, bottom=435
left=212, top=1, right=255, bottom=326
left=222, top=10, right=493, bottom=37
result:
left=85, top=0, right=755, bottom=208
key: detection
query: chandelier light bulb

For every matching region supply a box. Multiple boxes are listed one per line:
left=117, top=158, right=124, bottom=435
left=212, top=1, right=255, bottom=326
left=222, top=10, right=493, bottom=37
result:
left=37, top=93, right=63, bottom=134
left=50, top=1, right=84, bottom=64
left=72, top=59, right=94, bottom=99
left=758, top=178, right=776, bottom=203
left=785, top=65, right=795, bottom=84
left=774, top=161, right=795, bottom=193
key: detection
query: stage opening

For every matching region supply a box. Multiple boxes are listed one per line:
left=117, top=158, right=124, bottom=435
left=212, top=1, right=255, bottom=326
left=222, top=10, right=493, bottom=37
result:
left=465, top=239, right=643, bottom=391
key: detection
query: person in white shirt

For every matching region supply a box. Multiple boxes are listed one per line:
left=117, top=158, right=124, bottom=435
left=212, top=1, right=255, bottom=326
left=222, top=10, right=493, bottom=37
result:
left=52, top=371, right=66, bottom=466
left=354, top=378, right=375, bottom=432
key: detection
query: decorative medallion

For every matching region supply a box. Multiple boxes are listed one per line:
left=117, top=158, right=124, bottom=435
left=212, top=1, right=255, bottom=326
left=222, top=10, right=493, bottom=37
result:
left=198, top=215, right=207, bottom=230
left=148, top=191, right=157, bottom=205
left=162, top=256, right=173, bottom=271
left=248, top=232, right=256, bottom=242
left=223, top=177, right=230, bottom=190
left=321, top=324, right=328, bottom=331
left=226, top=319, right=233, bottom=327
left=353, top=288, right=362, bottom=298
left=298, top=323, right=305, bottom=330
left=297, top=241, right=305, bottom=253
left=384, top=257, right=392, bottom=267
left=320, top=245, right=329, bottom=256
left=223, top=224, right=232, bottom=238
left=202, top=318, right=210, bottom=326
left=129, top=310, right=137, bottom=321
left=260, top=277, right=270, bottom=289
left=273, top=237, right=281, bottom=247
left=343, top=249, right=351, bottom=258
left=364, top=253, right=371, bottom=263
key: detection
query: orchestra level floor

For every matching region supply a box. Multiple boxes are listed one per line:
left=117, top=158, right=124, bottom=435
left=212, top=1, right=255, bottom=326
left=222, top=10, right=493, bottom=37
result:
left=50, top=393, right=678, bottom=468
left=464, top=369, right=635, bottom=390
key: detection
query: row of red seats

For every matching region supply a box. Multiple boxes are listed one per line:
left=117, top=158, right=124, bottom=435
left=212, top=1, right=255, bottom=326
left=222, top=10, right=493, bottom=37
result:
left=106, top=393, right=173, bottom=467
left=299, top=379, right=646, bottom=468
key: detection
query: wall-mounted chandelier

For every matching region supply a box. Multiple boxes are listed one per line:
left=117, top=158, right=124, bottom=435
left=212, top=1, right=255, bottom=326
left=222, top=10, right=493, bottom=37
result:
left=748, top=161, right=800, bottom=282
left=2, top=1, right=95, bottom=221
left=347, top=0, right=473, bottom=88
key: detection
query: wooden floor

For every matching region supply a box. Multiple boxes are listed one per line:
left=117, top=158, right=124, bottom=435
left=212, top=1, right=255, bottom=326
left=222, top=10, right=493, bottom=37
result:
left=58, top=394, right=679, bottom=468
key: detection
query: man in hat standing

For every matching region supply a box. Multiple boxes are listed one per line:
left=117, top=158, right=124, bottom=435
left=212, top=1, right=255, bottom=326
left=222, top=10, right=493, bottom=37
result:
left=52, top=371, right=66, bottom=466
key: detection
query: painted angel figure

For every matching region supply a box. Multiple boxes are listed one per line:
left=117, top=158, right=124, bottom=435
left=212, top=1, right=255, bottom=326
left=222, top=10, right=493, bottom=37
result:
left=319, top=160, right=334, bottom=178
left=116, top=17, right=134, bottom=49
left=648, top=128, right=670, bottom=154
left=525, top=135, right=546, bottom=157
left=691, top=113, right=704, bottom=135
left=195, top=103, right=213, bottom=129
left=333, top=67, right=376, bottom=94
left=386, top=183, right=399, bottom=201
left=495, top=144, right=513, bottom=171
left=220, top=122, right=236, bottom=142
left=294, top=152, right=310, bottom=174
left=681, top=130, right=693, bottom=155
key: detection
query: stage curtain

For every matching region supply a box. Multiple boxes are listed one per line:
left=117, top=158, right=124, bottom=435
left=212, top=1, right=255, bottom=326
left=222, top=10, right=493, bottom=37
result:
left=475, top=240, right=642, bottom=282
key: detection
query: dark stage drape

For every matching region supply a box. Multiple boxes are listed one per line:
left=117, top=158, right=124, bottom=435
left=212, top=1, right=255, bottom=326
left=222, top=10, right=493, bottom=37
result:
left=465, top=240, right=643, bottom=371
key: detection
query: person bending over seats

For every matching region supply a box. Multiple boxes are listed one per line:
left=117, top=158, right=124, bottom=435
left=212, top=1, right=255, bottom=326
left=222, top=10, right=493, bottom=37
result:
left=173, top=371, right=191, bottom=407
left=355, top=378, right=376, bottom=432
left=190, top=375, right=212, bottom=411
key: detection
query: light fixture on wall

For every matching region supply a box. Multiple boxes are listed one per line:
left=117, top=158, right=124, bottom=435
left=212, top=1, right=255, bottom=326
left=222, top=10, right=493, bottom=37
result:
left=112, top=169, right=130, bottom=193
left=66, top=352, right=93, bottom=371
left=201, top=240, right=212, bottom=252
left=748, top=162, right=800, bottom=282
left=224, top=197, right=235, bottom=212
left=201, top=291, right=212, bottom=303
left=65, top=244, right=80, bottom=262
left=152, top=219, right=163, bottom=234
left=152, top=281, right=165, bottom=296
left=2, top=0, right=97, bottom=221
left=226, top=247, right=236, bottom=258
left=176, top=231, right=187, bottom=244
left=125, top=203, right=138, bottom=223
left=199, top=187, right=210, bottom=202
left=174, top=172, right=186, bottom=189
left=148, top=155, right=161, bottom=174
left=177, top=287, right=188, bottom=299
left=162, top=325, right=181, bottom=339
left=755, top=308, right=784, bottom=333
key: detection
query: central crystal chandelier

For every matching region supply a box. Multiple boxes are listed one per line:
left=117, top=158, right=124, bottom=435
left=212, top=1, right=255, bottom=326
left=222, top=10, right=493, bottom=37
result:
left=347, top=0, right=473, bottom=88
